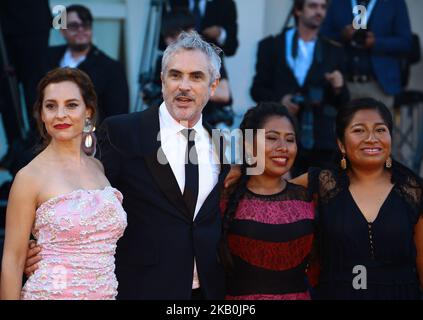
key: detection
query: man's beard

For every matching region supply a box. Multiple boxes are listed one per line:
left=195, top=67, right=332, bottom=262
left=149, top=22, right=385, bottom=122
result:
left=69, top=43, right=91, bottom=52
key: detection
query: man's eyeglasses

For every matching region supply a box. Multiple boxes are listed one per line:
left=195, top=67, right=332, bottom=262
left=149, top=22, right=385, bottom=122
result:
left=67, top=22, right=92, bottom=32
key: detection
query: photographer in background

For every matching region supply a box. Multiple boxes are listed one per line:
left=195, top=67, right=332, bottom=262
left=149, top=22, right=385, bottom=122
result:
left=321, top=0, right=412, bottom=113
left=251, top=0, right=349, bottom=175
left=165, top=0, right=239, bottom=57
left=146, top=9, right=233, bottom=128
left=45, top=5, right=129, bottom=124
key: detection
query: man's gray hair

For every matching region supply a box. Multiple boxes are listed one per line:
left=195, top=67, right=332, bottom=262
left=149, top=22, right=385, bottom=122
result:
left=161, top=30, right=222, bottom=83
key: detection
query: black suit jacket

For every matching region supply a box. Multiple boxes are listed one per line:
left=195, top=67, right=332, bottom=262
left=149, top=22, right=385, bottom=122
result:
left=251, top=30, right=349, bottom=150
left=167, top=0, right=238, bottom=56
left=98, top=106, right=231, bottom=299
left=45, top=45, right=129, bottom=123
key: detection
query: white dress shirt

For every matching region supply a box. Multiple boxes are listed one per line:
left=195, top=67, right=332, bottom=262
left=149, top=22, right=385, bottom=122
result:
left=59, top=48, right=87, bottom=68
left=159, top=102, right=220, bottom=289
left=188, top=0, right=227, bottom=46
left=286, top=28, right=317, bottom=86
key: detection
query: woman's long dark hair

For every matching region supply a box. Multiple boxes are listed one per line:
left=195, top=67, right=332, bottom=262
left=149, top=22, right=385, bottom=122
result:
left=218, top=102, right=298, bottom=273
left=335, top=98, right=423, bottom=190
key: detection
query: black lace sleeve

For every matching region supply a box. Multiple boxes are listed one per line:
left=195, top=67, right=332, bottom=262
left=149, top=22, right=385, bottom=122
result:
left=391, top=160, right=423, bottom=220
left=396, top=174, right=423, bottom=221
left=308, top=167, right=345, bottom=205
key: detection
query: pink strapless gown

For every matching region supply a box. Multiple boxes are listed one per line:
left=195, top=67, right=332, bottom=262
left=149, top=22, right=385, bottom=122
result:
left=21, top=186, right=127, bottom=300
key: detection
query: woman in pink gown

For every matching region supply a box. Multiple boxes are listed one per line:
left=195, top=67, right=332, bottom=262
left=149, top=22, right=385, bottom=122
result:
left=0, top=68, right=127, bottom=300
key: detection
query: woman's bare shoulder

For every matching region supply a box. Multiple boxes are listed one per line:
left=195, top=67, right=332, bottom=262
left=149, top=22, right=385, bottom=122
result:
left=19, top=152, right=51, bottom=179
left=9, top=162, right=42, bottom=206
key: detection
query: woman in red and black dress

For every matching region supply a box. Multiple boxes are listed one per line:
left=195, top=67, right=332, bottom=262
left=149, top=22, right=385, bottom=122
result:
left=219, top=102, right=317, bottom=300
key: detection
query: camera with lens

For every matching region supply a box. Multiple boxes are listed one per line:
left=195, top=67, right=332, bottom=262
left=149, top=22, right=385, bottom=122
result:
left=291, top=86, right=324, bottom=151
left=351, top=29, right=369, bottom=48
left=291, top=86, right=325, bottom=107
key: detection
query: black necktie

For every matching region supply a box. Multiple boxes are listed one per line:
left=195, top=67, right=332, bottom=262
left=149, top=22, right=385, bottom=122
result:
left=192, top=0, right=202, bottom=32
left=182, top=129, right=199, bottom=218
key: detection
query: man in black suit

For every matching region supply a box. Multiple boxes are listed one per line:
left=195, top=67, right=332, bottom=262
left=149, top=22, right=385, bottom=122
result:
left=251, top=0, right=349, bottom=175
left=165, top=0, right=238, bottom=57
left=101, top=30, right=230, bottom=300
left=45, top=5, right=129, bottom=124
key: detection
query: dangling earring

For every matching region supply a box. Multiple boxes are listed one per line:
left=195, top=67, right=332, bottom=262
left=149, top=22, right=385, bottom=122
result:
left=385, top=156, right=392, bottom=169
left=82, top=118, right=96, bottom=156
left=340, top=154, right=347, bottom=170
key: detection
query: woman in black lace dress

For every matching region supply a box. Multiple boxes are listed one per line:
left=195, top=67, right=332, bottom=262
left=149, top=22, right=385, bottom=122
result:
left=293, top=98, right=423, bottom=299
